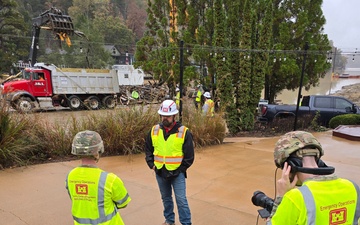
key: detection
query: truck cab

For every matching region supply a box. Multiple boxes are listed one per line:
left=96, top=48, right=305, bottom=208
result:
left=2, top=67, right=52, bottom=97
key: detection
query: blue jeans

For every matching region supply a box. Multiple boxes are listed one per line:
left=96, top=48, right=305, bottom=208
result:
left=156, top=172, right=191, bottom=225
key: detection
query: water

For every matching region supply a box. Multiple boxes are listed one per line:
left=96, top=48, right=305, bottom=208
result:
left=275, top=73, right=360, bottom=104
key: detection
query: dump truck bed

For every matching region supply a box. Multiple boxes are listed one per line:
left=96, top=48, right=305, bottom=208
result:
left=36, top=63, right=120, bottom=94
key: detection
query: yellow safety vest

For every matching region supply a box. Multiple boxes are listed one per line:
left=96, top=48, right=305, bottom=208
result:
left=151, top=124, right=187, bottom=171
left=204, top=99, right=215, bottom=117
left=269, top=178, right=360, bottom=225
left=66, top=167, right=131, bottom=225
left=196, top=90, right=202, bottom=102
left=131, top=91, right=139, bottom=99
left=175, top=92, right=180, bottom=107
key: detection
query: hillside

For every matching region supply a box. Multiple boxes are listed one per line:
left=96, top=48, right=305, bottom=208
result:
left=331, top=82, right=360, bottom=105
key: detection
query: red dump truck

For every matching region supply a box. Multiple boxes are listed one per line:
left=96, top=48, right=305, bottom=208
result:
left=1, top=63, right=119, bottom=113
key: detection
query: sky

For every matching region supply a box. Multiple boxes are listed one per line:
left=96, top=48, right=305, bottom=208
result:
left=322, top=1, right=360, bottom=51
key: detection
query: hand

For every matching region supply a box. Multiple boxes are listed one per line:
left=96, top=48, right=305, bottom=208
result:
left=276, top=162, right=298, bottom=197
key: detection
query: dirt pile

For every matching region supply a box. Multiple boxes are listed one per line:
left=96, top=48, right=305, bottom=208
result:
left=331, top=82, right=360, bottom=105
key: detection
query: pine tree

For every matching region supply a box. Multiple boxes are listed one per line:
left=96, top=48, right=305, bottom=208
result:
left=264, top=0, right=331, bottom=103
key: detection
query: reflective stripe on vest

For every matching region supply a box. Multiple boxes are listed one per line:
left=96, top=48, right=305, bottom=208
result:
left=72, top=172, right=118, bottom=224
left=350, top=180, right=360, bottom=224
left=299, top=180, right=360, bottom=225
left=152, top=125, right=186, bottom=170
left=153, top=125, right=186, bottom=139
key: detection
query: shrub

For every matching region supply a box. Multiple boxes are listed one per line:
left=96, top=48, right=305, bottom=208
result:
left=329, top=114, right=360, bottom=129
left=1, top=100, right=227, bottom=169
left=0, top=101, right=42, bottom=169
left=182, top=103, right=226, bottom=147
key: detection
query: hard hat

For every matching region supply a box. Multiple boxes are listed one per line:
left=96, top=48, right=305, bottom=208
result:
left=158, top=100, right=178, bottom=116
left=71, top=130, right=104, bottom=156
left=274, top=131, right=323, bottom=168
left=203, top=92, right=211, bottom=98
left=175, top=87, right=180, bottom=92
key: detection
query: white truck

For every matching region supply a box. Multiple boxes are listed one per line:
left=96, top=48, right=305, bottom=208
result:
left=112, top=64, right=145, bottom=86
left=1, top=63, right=120, bottom=112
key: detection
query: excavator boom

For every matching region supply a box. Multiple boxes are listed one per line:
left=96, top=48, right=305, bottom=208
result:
left=29, top=7, right=85, bottom=66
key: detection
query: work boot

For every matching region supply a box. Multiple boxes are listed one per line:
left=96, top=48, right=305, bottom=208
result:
left=162, top=222, right=175, bottom=225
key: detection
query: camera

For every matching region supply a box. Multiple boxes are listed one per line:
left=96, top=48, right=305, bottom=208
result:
left=251, top=191, right=274, bottom=218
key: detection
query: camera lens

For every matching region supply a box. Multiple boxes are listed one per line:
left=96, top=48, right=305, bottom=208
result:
left=251, top=191, right=274, bottom=213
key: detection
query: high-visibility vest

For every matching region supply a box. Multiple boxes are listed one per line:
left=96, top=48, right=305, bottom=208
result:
left=196, top=90, right=202, bottom=102
left=268, top=178, right=360, bottom=225
left=175, top=92, right=180, bottom=107
left=66, top=167, right=131, bottom=225
left=204, top=99, right=215, bottom=117
left=131, top=91, right=139, bottom=99
left=151, top=124, right=187, bottom=171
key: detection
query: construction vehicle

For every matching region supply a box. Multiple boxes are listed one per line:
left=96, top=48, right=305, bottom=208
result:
left=112, top=65, right=145, bottom=86
left=1, top=63, right=119, bottom=113
left=29, top=7, right=85, bottom=66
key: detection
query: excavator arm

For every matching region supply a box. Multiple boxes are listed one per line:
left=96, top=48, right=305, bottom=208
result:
left=29, top=7, right=86, bottom=66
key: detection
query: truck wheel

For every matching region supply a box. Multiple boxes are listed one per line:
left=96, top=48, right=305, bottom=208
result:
left=68, top=95, right=83, bottom=110
left=86, top=96, right=101, bottom=110
left=102, top=96, right=116, bottom=109
left=16, top=97, right=34, bottom=113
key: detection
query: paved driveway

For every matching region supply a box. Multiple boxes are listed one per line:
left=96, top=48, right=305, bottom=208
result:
left=0, top=131, right=359, bottom=225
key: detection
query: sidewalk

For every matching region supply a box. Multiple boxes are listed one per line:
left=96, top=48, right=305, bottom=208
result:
left=0, top=131, right=358, bottom=225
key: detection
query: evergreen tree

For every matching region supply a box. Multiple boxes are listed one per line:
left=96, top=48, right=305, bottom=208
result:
left=264, top=0, right=331, bottom=103
left=0, top=0, right=28, bottom=74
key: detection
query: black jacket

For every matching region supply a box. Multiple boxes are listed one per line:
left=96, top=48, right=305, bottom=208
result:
left=145, top=121, right=195, bottom=178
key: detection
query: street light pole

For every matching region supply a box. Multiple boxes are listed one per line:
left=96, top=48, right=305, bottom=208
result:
left=179, top=40, right=184, bottom=122
left=294, top=42, right=309, bottom=131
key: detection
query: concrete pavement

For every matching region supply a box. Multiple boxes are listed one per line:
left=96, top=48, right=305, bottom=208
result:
left=0, top=131, right=359, bottom=225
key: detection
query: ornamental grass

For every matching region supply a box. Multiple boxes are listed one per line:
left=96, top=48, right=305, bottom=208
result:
left=0, top=101, right=226, bottom=169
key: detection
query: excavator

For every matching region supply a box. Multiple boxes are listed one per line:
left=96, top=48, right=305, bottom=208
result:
left=2, top=7, right=86, bottom=84
left=29, top=7, right=86, bottom=66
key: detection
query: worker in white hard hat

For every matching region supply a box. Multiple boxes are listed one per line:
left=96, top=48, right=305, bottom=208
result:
left=145, top=100, right=194, bottom=225
left=175, top=87, right=180, bottom=108
left=66, top=130, right=131, bottom=225
left=202, top=91, right=214, bottom=117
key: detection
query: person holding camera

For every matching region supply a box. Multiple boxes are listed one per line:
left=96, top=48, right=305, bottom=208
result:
left=267, top=131, right=360, bottom=225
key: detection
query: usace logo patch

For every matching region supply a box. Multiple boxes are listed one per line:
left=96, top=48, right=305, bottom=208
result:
left=75, top=184, right=88, bottom=195
left=329, top=208, right=347, bottom=225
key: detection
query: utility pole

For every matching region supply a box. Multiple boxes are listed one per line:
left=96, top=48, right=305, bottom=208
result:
left=294, top=42, right=309, bottom=131
left=179, top=40, right=184, bottom=122
left=332, top=47, right=337, bottom=77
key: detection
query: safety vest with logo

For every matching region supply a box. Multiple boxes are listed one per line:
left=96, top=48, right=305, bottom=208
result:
left=204, top=99, right=215, bottom=117
left=268, top=178, right=360, bottom=225
left=66, top=167, right=131, bottom=225
left=151, top=124, right=187, bottom=171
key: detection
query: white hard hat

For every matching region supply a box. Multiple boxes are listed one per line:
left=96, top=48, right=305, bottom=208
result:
left=203, top=92, right=211, bottom=98
left=71, top=130, right=104, bottom=156
left=175, top=87, right=180, bottom=92
left=158, top=100, right=179, bottom=116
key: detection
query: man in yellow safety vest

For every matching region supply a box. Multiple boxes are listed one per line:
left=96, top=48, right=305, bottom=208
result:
left=193, top=85, right=202, bottom=109
left=267, top=131, right=360, bottom=225
left=175, top=87, right=180, bottom=108
left=145, top=100, right=195, bottom=225
left=66, top=130, right=131, bottom=225
left=202, top=91, right=214, bottom=117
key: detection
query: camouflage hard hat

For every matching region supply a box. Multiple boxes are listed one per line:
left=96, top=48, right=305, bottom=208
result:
left=71, top=130, right=104, bottom=156
left=274, top=131, right=323, bottom=168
